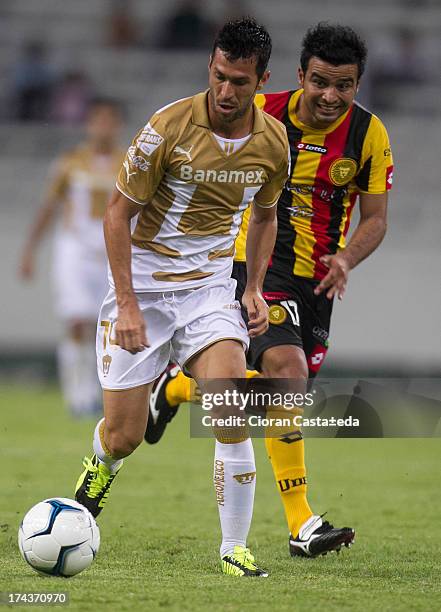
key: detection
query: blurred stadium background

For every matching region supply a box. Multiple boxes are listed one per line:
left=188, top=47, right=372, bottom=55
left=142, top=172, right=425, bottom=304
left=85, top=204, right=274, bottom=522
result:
left=0, top=0, right=440, bottom=382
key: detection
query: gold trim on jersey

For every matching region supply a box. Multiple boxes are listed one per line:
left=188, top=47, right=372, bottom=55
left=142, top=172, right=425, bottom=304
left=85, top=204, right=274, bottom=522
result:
left=131, top=239, right=181, bottom=258
left=131, top=183, right=176, bottom=244
left=151, top=270, right=214, bottom=282
left=208, top=245, right=235, bottom=260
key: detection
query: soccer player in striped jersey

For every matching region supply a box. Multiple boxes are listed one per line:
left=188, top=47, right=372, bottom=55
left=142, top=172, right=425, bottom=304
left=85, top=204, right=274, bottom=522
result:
left=145, top=22, right=393, bottom=559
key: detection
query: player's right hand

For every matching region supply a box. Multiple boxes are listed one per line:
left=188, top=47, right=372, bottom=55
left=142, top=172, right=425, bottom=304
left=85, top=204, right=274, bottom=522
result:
left=115, top=296, right=150, bottom=354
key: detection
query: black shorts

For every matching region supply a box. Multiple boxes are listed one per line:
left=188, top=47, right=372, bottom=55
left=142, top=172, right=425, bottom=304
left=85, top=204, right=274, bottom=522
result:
left=232, top=261, right=333, bottom=376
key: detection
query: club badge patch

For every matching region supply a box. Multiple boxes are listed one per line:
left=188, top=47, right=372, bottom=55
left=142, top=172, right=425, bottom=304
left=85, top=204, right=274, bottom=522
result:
left=268, top=305, right=287, bottom=325
left=328, top=158, right=358, bottom=186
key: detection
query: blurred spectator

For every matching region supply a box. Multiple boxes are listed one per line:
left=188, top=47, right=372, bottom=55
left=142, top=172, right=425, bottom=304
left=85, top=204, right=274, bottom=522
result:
left=51, top=71, right=92, bottom=124
left=107, top=0, right=139, bottom=48
left=370, top=27, right=429, bottom=111
left=12, top=41, right=53, bottom=121
left=158, top=0, right=215, bottom=49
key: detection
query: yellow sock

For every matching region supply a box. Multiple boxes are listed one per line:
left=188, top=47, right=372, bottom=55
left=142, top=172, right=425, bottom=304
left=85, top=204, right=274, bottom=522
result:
left=165, top=369, right=260, bottom=406
left=246, top=369, right=260, bottom=378
left=265, top=412, right=313, bottom=537
left=165, top=371, right=192, bottom=406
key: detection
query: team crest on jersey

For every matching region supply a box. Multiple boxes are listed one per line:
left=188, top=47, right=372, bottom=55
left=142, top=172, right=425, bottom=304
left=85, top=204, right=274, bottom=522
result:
left=328, top=158, right=358, bottom=186
left=268, top=305, right=287, bottom=325
left=102, top=354, right=112, bottom=376
left=136, top=122, right=164, bottom=156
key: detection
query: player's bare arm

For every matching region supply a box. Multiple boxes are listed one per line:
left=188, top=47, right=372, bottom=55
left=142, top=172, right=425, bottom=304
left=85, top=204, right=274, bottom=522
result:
left=242, top=201, right=277, bottom=337
left=19, top=194, right=60, bottom=279
left=315, top=191, right=388, bottom=300
left=104, top=188, right=148, bottom=353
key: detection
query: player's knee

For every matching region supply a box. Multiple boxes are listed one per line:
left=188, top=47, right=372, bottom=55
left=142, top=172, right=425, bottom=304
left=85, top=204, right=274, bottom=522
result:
left=261, top=349, right=308, bottom=380
left=106, top=430, right=143, bottom=459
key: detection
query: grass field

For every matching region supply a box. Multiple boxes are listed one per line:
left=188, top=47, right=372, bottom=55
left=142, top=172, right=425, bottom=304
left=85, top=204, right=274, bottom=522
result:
left=1, top=384, right=440, bottom=611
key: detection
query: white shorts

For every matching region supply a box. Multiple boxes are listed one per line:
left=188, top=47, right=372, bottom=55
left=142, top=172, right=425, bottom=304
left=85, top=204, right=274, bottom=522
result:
left=96, top=279, right=249, bottom=390
left=52, top=233, right=109, bottom=321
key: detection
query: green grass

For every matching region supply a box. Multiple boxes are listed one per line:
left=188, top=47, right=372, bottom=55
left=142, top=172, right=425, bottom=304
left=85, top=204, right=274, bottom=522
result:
left=0, top=384, right=440, bottom=611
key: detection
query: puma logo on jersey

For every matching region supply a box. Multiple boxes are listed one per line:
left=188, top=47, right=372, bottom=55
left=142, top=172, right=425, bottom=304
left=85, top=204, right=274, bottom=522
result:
left=123, top=160, right=136, bottom=182
left=180, top=165, right=265, bottom=184
left=174, top=144, right=194, bottom=162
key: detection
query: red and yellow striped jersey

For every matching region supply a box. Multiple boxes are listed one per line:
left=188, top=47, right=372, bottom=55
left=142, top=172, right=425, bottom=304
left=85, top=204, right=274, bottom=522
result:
left=235, top=89, right=393, bottom=280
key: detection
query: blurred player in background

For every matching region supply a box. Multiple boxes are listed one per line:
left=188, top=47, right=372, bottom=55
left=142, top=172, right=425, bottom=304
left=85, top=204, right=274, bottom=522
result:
left=74, top=18, right=290, bottom=577
left=19, top=98, right=124, bottom=417
left=144, top=23, right=393, bottom=558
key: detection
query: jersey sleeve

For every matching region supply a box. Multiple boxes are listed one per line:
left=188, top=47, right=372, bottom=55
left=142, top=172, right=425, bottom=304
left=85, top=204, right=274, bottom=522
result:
left=254, top=137, right=291, bottom=208
left=355, top=115, right=394, bottom=194
left=45, top=155, right=70, bottom=202
left=116, top=113, right=168, bottom=205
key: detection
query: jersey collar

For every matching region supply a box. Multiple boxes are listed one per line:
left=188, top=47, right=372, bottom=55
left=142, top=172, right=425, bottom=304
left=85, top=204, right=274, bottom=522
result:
left=192, top=90, right=265, bottom=134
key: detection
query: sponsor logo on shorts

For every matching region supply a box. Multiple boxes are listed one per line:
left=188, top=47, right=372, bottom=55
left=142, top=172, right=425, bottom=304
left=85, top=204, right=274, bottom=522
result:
left=296, top=142, right=328, bottom=154
left=214, top=459, right=225, bottom=506
left=328, top=158, right=358, bottom=186
left=223, top=303, right=241, bottom=310
left=307, top=344, right=328, bottom=373
left=233, top=472, right=256, bottom=485
left=278, top=476, right=307, bottom=492
left=312, top=325, right=329, bottom=342
left=180, top=165, right=266, bottom=184
left=136, top=122, right=164, bottom=156
left=102, top=354, right=112, bottom=377
left=268, top=304, right=287, bottom=325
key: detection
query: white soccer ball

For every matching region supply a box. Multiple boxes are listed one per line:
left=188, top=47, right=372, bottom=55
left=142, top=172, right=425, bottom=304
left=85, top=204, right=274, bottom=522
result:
left=18, top=498, right=100, bottom=577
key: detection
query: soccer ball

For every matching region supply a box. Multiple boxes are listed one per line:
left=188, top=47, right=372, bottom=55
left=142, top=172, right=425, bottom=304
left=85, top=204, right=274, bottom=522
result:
left=18, top=498, right=100, bottom=577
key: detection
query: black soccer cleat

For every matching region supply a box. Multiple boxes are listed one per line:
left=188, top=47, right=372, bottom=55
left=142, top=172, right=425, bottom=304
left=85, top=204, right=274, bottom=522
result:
left=289, top=514, right=355, bottom=558
left=74, top=454, right=121, bottom=518
left=144, top=365, right=181, bottom=444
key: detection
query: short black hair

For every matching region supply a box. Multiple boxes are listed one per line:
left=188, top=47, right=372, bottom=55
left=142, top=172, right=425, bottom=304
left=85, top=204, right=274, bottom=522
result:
left=211, top=17, right=272, bottom=80
left=300, top=22, right=367, bottom=80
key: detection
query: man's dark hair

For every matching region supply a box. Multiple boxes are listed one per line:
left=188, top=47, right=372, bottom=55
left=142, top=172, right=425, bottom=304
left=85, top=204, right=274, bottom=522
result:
left=300, top=22, right=367, bottom=80
left=211, top=17, right=272, bottom=80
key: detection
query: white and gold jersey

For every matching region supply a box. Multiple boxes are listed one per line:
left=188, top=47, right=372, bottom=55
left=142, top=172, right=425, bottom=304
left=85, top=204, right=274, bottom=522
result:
left=47, top=145, right=124, bottom=252
left=116, top=91, right=290, bottom=292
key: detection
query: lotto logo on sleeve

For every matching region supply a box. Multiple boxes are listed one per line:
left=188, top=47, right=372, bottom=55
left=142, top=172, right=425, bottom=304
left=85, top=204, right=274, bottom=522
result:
left=307, top=344, right=328, bottom=373
left=386, top=165, right=394, bottom=190
left=136, top=122, right=164, bottom=156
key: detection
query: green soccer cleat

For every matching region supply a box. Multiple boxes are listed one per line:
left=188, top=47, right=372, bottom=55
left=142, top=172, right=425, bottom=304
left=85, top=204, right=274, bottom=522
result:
left=74, top=454, right=121, bottom=518
left=221, top=546, right=269, bottom=577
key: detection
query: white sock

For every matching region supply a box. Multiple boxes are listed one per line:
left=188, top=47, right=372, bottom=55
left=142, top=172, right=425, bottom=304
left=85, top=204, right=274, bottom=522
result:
left=58, top=338, right=101, bottom=416
left=80, top=338, right=102, bottom=413
left=57, top=339, right=84, bottom=415
left=214, top=438, right=256, bottom=558
left=93, top=418, right=123, bottom=473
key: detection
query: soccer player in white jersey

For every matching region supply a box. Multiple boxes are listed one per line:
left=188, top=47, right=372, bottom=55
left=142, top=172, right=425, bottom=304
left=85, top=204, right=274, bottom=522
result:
left=74, top=18, right=290, bottom=577
left=19, top=99, right=124, bottom=416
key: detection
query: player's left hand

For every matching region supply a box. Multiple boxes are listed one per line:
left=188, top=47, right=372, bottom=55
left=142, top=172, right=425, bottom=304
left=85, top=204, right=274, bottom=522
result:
left=314, top=254, right=350, bottom=300
left=242, top=289, right=269, bottom=337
